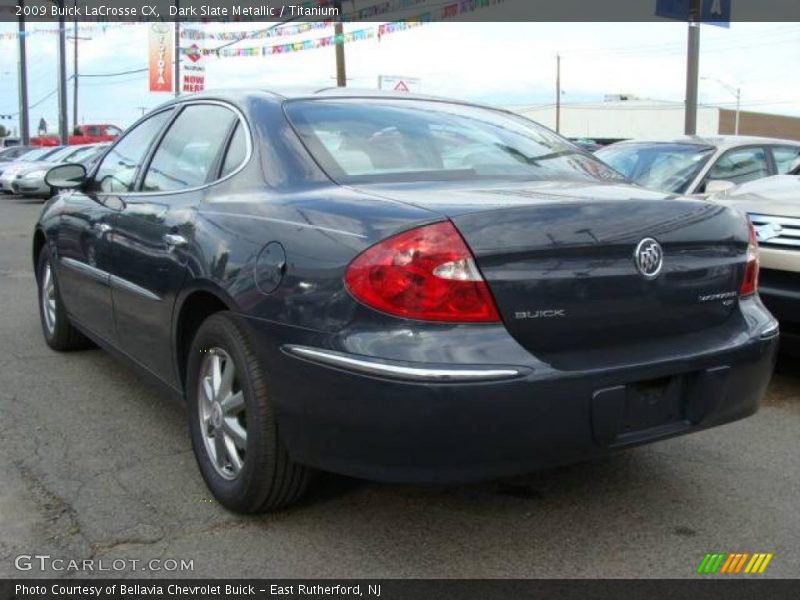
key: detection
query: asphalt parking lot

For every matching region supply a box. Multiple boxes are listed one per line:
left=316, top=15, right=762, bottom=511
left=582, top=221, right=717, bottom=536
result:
left=0, top=195, right=798, bottom=579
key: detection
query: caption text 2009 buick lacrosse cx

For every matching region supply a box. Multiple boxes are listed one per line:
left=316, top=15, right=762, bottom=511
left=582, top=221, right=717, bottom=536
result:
left=33, top=89, right=778, bottom=513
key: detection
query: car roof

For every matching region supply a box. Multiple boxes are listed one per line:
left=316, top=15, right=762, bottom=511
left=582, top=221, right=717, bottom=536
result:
left=150, top=87, right=494, bottom=113
left=609, top=135, right=800, bottom=149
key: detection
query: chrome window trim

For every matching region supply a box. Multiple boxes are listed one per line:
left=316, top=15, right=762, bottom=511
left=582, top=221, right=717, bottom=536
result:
left=283, top=345, right=522, bottom=382
left=92, top=100, right=253, bottom=199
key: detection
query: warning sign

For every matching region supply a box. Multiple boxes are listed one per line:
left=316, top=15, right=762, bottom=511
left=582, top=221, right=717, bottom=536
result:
left=378, top=75, right=421, bottom=93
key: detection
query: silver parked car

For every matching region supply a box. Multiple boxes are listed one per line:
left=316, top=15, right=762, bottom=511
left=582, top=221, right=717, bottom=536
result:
left=11, top=144, right=108, bottom=198
left=596, top=135, right=800, bottom=196
left=0, top=146, right=65, bottom=190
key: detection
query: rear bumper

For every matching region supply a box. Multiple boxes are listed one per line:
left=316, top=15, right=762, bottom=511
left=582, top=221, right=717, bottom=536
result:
left=243, top=299, right=779, bottom=483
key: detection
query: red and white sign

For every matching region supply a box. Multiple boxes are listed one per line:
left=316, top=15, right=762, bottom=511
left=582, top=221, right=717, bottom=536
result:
left=148, top=23, right=174, bottom=93
left=182, top=44, right=206, bottom=93
left=378, top=75, right=421, bottom=93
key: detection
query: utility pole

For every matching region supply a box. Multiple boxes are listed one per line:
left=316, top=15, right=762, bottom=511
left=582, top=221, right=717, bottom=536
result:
left=72, top=0, right=78, bottom=133
left=684, top=0, right=701, bottom=135
left=334, top=0, right=346, bottom=87
left=17, top=0, right=30, bottom=145
left=701, top=76, right=741, bottom=135
left=555, top=53, right=561, bottom=134
left=174, top=0, right=181, bottom=96
left=56, top=0, right=68, bottom=144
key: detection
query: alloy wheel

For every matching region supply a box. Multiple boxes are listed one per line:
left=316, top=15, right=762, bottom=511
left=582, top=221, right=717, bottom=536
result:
left=41, top=263, right=57, bottom=335
left=197, top=348, right=247, bottom=480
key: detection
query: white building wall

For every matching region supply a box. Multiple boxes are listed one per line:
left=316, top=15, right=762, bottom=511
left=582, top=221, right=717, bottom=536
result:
left=512, top=101, right=721, bottom=139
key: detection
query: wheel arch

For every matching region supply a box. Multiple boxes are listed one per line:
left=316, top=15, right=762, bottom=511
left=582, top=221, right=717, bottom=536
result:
left=32, top=228, right=47, bottom=273
left=173, top=281, right=239, bottom=394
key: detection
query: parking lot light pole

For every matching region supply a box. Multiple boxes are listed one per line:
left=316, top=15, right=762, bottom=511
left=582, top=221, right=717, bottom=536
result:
left=701, top=76, right=741, bottom=135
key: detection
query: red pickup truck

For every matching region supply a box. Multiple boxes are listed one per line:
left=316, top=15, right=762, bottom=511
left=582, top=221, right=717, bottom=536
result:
left=31, top=124, right=123, bottom=147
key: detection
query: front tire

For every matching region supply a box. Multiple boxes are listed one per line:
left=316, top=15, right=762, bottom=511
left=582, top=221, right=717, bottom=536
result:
left=36, top=246, right=91, bottom=351
left=186, top=313, right=310, bottom=513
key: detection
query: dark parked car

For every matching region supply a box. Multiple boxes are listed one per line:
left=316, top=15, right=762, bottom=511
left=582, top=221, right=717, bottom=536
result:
left=34, top=90, right=779, bottom=513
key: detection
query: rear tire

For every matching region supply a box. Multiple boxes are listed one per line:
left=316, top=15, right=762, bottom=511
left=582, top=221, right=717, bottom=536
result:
left=186, top=312, right=310, bottom=513
left=36, top=246, right=92, bottom=351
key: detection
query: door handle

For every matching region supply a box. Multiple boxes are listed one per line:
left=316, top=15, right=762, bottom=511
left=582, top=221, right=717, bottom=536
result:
left=163, top=233, right=188, bottom=248
left=95, top=223, right=113, bottom=234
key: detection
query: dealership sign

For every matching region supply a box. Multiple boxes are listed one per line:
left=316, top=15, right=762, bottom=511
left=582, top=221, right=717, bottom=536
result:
left=148, top=23, right=174, bottom=92
left=182, top=43, right=206, bottom=93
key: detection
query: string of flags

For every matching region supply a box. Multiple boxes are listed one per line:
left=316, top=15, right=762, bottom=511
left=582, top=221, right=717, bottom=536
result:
left=181, top=0, right=504, bottom=58
left=179, top=0, right=432, bottom=41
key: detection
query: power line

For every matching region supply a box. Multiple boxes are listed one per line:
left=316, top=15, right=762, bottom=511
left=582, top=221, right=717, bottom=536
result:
left=1, top=77, right=75, bottom=117
left=80, top=67, right=149, bottom=78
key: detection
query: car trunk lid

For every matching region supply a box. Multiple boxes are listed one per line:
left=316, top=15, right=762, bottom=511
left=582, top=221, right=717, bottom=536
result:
left=351, top=180, right=750, bottom=358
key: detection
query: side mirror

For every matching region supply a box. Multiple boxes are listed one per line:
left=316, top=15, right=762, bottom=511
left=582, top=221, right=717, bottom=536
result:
left=45, top=163, right=87, bottom=189
left=704, top=180, right=736, bottom=195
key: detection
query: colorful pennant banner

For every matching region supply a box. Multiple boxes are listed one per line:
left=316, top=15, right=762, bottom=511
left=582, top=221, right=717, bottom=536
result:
left=180, top=0, right=503, bottom=59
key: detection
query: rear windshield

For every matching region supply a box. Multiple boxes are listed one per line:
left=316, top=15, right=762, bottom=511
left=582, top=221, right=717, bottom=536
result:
left=284, top=99, right=624, bottom=184
left=596, top=142, right=714, bottom=194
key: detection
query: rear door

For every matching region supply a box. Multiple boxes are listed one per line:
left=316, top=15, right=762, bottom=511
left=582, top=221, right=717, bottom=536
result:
left=55, top=109, right=173, bottom=342
left=108, top=102, right=240, bottom=387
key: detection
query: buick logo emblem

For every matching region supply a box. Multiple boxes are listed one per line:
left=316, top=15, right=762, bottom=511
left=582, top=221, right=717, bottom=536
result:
left=634, top=238, right=663, bottom=279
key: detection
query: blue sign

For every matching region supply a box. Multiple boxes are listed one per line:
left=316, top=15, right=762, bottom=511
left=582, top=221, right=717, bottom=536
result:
left=655, top=0, right=731, bottom=27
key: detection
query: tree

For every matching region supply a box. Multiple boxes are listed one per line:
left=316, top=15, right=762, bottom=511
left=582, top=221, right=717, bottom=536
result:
left=0, top=124, right=9, bottom=138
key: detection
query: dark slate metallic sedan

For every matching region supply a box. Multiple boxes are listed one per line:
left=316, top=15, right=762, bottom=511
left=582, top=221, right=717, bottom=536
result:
left=34, top=89, right=779, bottom=513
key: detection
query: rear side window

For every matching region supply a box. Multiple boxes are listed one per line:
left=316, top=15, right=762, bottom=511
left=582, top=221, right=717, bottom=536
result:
left=142, top=104, right=236, bottom=193
left=220, top=122, right=248, bottom=178
left=771, top=146, right=800, bottom=174
left=706, top=147, right=769, bottom=186
left=93, top=110, right=172, bottom=193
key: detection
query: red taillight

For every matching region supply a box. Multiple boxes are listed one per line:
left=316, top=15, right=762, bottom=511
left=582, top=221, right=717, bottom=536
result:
left=740, top=220, right=760, bottom=297
left=344, top=221, right=501, bottom=323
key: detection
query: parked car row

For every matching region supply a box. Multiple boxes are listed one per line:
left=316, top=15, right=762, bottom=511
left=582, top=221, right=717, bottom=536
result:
left=1, top=143, right=108, bottom=198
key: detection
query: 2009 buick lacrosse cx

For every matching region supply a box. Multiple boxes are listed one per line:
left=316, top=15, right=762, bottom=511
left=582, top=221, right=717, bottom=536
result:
left=34, top=88, right=778, bottom=513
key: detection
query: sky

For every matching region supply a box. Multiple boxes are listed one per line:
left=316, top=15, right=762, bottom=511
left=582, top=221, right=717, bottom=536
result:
left=1, top=19, right=799, bottom=135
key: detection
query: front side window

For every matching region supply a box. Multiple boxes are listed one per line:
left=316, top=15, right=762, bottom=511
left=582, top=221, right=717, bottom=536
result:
left=285, top=99, right=623, bottom=184
left=771, top=146, right=800, bottom=174
left=706, top=146, right=769, bottom=186
left=92, top=110, right=172, bottom=193
left=142, top=104, right=237, bottom=193
left=595, top=143, right=714, bottom=194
